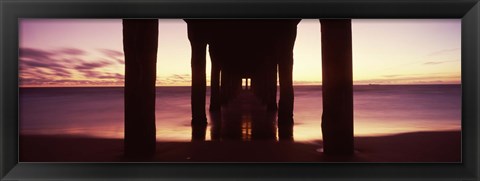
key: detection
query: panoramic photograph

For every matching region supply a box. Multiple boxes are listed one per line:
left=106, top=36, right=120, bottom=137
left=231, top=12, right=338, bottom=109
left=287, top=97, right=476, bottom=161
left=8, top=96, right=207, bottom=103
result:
left=19, top=19, right=461, bottom=162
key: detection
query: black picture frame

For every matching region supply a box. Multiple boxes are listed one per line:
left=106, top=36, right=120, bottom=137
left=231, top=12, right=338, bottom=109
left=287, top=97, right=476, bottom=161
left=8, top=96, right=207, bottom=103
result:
left=1, top=0, right=478, bottom=180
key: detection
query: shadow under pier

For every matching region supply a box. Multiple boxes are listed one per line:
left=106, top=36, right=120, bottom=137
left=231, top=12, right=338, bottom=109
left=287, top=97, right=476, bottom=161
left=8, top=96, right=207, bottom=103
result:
left=192, top=90, right=293, bottom=142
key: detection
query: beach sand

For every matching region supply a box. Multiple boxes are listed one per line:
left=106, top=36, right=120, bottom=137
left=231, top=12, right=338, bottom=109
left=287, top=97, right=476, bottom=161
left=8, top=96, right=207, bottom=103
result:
left=19, top=130, right=460, bottom=162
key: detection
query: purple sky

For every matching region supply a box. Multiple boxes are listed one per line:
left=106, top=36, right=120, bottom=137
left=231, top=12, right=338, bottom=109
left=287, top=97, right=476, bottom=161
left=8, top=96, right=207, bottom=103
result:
left=19, top=19, right=461, bottom=87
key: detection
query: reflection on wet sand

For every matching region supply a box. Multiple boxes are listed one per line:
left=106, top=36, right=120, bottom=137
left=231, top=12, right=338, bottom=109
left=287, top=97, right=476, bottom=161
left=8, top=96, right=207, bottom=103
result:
left=192, top=90, right=293, bottom=142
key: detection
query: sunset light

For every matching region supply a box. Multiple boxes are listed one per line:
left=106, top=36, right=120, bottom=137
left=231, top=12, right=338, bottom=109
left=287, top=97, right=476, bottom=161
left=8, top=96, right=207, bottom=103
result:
left=19, top=19, right=460, bottom=87
left=19, top=19, right=462, bottom=162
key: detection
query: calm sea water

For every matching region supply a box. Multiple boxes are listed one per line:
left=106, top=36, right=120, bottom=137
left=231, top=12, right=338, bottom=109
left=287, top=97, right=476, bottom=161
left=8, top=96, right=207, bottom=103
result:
left=19, top=85, right=461, bottom=142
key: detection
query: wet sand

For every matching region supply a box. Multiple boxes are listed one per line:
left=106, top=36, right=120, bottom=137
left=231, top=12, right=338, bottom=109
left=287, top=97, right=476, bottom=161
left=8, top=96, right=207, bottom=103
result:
left=20, top=130, right=460, bottom=162
left=19, top=90, right=461, bottom=162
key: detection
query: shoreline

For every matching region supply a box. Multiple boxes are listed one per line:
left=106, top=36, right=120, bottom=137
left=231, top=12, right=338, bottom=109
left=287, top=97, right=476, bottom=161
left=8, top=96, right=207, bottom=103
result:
left=19, top=84, right=462, bottom=89
left=20, top=130, right=461, bottom=162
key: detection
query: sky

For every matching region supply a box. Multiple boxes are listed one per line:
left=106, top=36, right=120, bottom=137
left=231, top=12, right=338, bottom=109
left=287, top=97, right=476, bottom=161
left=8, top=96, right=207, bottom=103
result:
left=19, top=19, right=461, bottom=87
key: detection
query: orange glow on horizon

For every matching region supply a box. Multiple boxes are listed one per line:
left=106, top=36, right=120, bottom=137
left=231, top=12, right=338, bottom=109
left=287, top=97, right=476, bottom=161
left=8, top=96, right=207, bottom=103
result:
left=19, top=19, right=461, bottom=87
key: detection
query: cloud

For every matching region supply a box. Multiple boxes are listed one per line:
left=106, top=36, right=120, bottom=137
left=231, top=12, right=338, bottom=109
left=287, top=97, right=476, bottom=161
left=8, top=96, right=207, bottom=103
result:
left=427, top=48, right=460, bottom=56
left=99, top=49, right=125, bottom=64
left=20, top=78, right=124, bottom=87
left=20, top=47, right=115, bottom=69
left=19, top=57, right=72, bottom=78
left=74, top=60, right=112, bottom=69
left=48, top=67, right=72, bottom=77
left=79, top=70, right=101, bottom=77
left=19, top=48, right=54, bottom=60
left=21, top=47, right=87, bottom=60
left=20, top=77, right=49, bottom=85
left=115, top=59, right=125, bottom=64
left=77, top=69, right=124, bottom=80
left=56, top=48, right=86, bottom=55
left=98, top=73, right=124, bottom=79
left=382, top=74, right=401, bottom=78
left=423, top=48, right=460, bottom=66
left=52, top=69, right=72, bottom=77
left=99, top=49, right=124, bottom=57
left=423, top=60, right=458, bottom=65
left=21, top=58, right=61, bottom=68
left=292, top=80, right=321, bottom=85
left=355, top=73, right=460, bottom=85
left=19, top=47, right=124, bottom=87
left=171, top=74, right=189, bottom=81
left=156, top=74, right=191, bottom=85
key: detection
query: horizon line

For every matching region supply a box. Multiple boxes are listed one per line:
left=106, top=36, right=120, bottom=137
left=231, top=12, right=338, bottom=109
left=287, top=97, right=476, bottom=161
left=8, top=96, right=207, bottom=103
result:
left=19, top=83, right=462, bottom=88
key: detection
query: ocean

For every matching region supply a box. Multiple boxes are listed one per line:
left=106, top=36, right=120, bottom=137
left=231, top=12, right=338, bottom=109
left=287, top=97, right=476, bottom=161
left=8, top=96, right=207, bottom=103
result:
left=19, top=85, right=461, bottom=142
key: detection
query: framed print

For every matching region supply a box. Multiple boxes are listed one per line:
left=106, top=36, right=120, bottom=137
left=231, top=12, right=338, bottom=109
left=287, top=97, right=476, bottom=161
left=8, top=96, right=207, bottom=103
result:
left=1, top=0, right=479, bottom=180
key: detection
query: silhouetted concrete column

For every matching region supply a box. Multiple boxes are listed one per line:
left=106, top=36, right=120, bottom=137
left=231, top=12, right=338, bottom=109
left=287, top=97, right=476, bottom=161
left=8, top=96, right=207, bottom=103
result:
left=221, top=72, right=241, bottom=104
left=266, top=65, right=278, bottom=111
left=187, top=21, right=208, bottom=126
left=235, top=75, right=243, bottom=95
left=209, top=47, right=221, bottom=111
left=254, top=71, right=266, bottom=103
left=123, top=19, right=158, bottom=157
left=320, top=19, right=354, bottom=155
left=278, top=26, right=297, bottom=126
left=220, top=70, right=229, bottom=105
